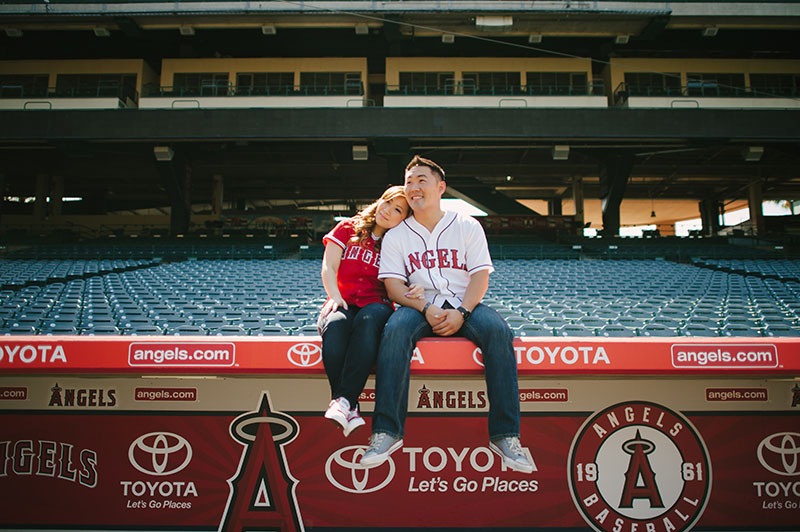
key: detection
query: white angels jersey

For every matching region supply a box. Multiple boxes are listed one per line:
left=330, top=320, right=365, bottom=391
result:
left=378, top=210, right=494, bottom=308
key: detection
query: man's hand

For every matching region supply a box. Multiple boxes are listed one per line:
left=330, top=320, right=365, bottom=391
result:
left=431, top=308, right=464, bottom=337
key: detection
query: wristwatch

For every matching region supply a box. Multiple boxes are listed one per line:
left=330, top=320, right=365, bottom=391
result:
left=456, top=306, right=471, bottom=322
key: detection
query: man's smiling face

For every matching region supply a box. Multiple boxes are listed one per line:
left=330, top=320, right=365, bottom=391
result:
left=404, top=165, right=445, bottom=212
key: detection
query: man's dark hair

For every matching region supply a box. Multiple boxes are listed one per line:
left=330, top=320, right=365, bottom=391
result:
left=405, top=154, right=446, bottom=181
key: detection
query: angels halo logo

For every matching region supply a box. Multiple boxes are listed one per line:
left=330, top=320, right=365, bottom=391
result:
left=568, top=401, right=711, bottom=532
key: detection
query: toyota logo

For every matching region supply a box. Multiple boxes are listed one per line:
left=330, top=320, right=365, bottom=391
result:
left=757, top=432, right=800, bottom=476
left=287, top=343, right=322, bottom=367
left=472, top=347, right=484, bottom=367
left=325, top=445, right=395, bottom=494
left=129, top=432, right=192, bottom=476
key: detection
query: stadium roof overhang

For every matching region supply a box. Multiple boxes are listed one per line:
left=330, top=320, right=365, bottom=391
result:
left=0, top=108, right=798, bottom=217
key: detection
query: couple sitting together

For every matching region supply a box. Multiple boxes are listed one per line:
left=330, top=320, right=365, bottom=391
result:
left=317, top=155, right=534, bottom=474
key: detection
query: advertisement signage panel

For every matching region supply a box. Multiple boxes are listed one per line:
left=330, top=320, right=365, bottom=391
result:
left=1, top=376, right=798, bottom=531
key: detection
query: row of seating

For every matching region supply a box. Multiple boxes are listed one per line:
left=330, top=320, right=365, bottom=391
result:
left=1, top=258, right=798, bottom=337
left=693, top=258, right=800, bottom=280
left=3, top=234, right=793, bottom=262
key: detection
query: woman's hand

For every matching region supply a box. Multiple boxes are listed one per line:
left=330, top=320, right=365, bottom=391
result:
left=404, top=283, right=425, bottom=301
left=320, top=297, right=347, bottom=319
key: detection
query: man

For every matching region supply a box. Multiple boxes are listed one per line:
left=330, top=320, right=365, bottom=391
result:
left=359, top=155, right=534, bottom=474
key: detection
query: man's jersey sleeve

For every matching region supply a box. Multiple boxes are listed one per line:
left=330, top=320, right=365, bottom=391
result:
left=464, top=216, right=495, bottom=275
left=377, top=226, right=407, bottom=281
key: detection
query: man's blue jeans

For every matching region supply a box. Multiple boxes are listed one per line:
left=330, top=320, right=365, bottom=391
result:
left=318, top=302, right=394, bottom=408
left=372, top=303, right=520, bottom=440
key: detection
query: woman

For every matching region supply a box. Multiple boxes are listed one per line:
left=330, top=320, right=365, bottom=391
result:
left=319, top=185, right=422, bottom=437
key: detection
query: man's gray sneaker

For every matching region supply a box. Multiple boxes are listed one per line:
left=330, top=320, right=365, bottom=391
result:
left=489, top=436, right=534, bottom=474
left=359, top=432, right=403, bottom=468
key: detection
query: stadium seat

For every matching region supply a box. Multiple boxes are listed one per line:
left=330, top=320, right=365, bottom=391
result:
left=124, top=325, right=164, bottom=336
left=2, top=326, right=37, bottom=335
left=614, top=317, right=647, bottom=329
left=295, top=325, right=320, bottom=336
left=763, top=324, right=800, bottom=337
left=250, top=326, right=286, bottom=336
left=556, top=324, right=595, bottom=337
left=517, top=324, right=551, bottom=337
left=80, top=325, right=120, bottom=335
left=598, top=325, right=637, bottom=337
left=213, top=326, right=247, bottom=336
left=639, top=324, right=675, bottom=337
left=721, top=324, right=762, bottom=337
left=43, top=327, right=78, bottom=335
left=679, top=324, right=720, bottom=337
left=505, top=316, right=529, bottom=329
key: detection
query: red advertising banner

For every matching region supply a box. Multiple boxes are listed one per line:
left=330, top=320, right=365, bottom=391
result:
left=1, top=336, right=799, bottom=375
left=1, top=387, right=799, bottom=532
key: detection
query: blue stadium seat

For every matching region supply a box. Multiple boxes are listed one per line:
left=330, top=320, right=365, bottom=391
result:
left=295, top=325, right=320, bottom=336
left=169, top=325, right=208, bottom=336
left=639, top=324, right=675, bottom=337
left=517, top=324, right=552, bottom=337
left=763, top=324, right=800, bottom=337
left=556, top=324, right=595, bottom=337
left=598, top=325, right=637, bottom=337
left=124, top=325, right=164, bottom=336
left=250, top=326, right=286, bottom=336
left=505, top=316, right=529, bottom=329
left=614, top=317, right=647, bottom=329
left=679, top=324, right=720, bottom=337
left=721, top=324, right=762, bottom=337
left=2, top=327, right=37, bottom=335
left=81, top=325, right=120, bottom=335
left=43, top=326, right=79, bottom=335
left=213, top=326, right=247, bottom=336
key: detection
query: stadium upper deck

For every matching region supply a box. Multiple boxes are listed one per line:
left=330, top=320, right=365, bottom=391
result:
left=0, top=0, right=798, bottom=240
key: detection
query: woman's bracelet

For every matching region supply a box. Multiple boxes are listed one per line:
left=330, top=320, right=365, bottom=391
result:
left=422, top=302, right=431, bottom=317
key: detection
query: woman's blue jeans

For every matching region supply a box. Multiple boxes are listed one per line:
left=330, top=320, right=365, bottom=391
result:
left=318, top=302, right=394, bottom=408
left=372, top=303, right=520, bottom=440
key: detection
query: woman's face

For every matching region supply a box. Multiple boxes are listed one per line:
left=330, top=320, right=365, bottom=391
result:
left=374, top=196, right=409, bottom=230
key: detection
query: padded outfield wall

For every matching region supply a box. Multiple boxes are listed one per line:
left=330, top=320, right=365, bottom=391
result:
left=1, top=336, right=799, bottom=532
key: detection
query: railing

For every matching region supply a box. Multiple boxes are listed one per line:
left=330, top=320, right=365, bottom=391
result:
left=614, top=82, right=800, bottom=105
left=386, top=81, right=605, bottom=96
left=142, top=82, right=364, bottom=98
left=0, top=84, right=138, bottom=103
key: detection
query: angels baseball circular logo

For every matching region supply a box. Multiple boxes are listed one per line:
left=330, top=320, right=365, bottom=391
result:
left=568, top=401, right=711, bottom=532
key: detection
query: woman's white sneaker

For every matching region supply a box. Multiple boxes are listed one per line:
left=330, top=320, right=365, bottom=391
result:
left=343, top=406, right=365, bottom=437
left=324, top=397, right=350, bottom=431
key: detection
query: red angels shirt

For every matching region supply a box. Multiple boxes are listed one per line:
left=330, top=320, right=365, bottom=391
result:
left=323, top=219, right=391, bottom=308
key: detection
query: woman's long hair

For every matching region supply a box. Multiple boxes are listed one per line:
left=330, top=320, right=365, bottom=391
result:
left=348, top=185, right=408, bottom=250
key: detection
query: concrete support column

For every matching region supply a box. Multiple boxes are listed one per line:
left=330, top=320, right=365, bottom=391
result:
left=178, top=160, right=192, bottom=234
left=0, top=172, right=4, bottom=228
left=748, top=179, right=765, bottom=236
left=50, top=176, right=64, bottom=217
left=34, top=174, right=49, bottom=220
left=548, top=198, right=562, bottom=216
left=572, top=176, right=584, bottom=228
left=155, top=146, right=192, bottom=236
left=599, top=153, right=634, bottom=236
left=211, top=174, right=224, bottom=218
left=699, top=199, right=722, bottom=237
